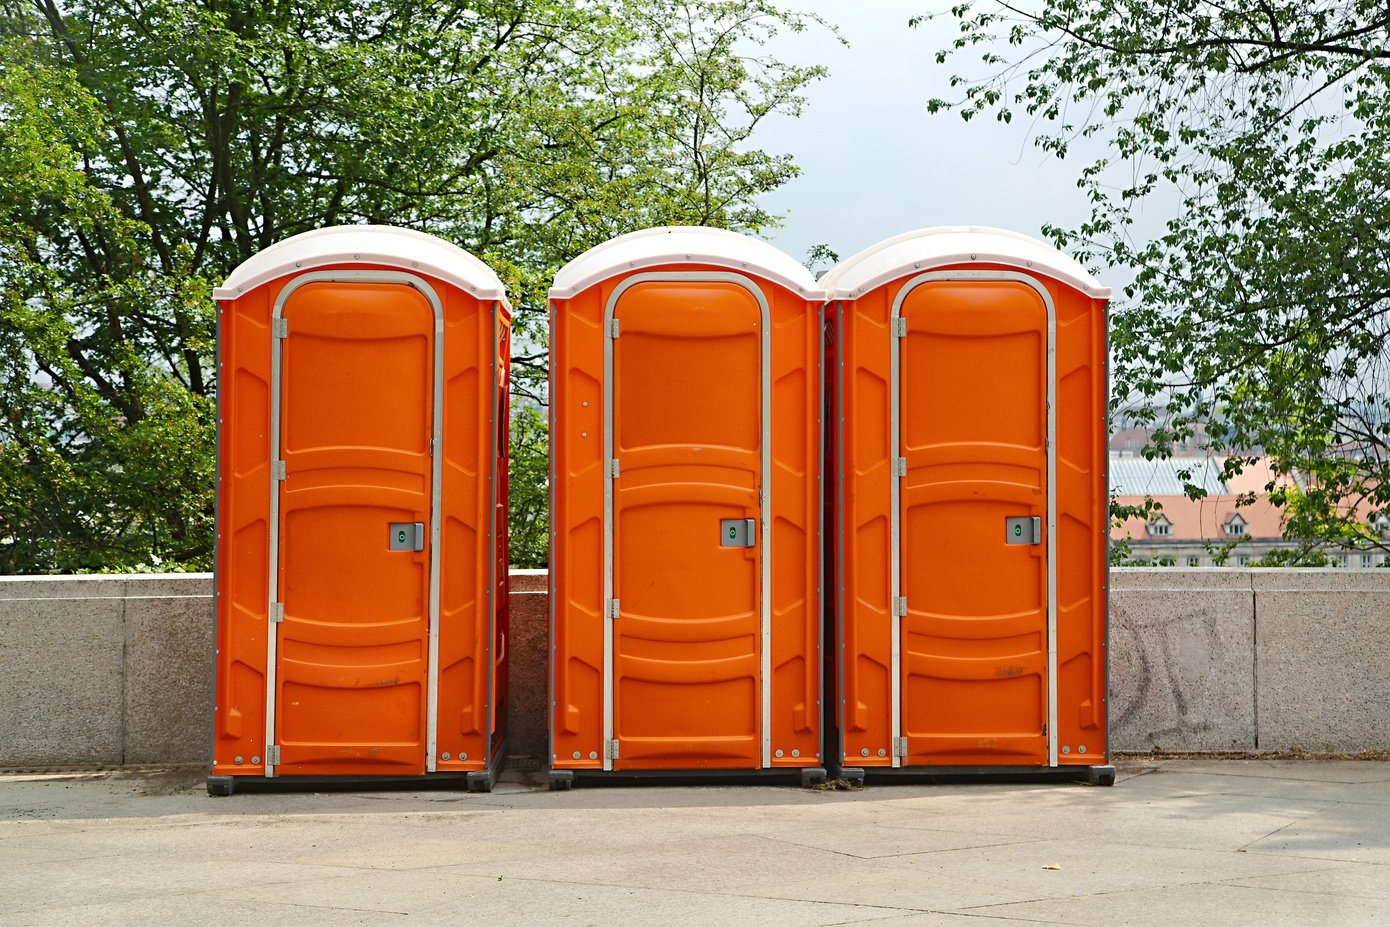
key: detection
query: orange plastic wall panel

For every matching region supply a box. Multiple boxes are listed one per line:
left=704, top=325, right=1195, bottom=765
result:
left=489, top=318, right=512, bottom=762
left=215, top=265, right=508, bottom=778
left=434, top=285, right=510, bottom=774
left=1051, top=280, right=1107, bottom=764
left=214, top=286, right=274, bottom=774
left=766, top=281, right=823, bottom=769
left=834, top=290, right=896, bottom=766
left=550, top=265, right=821, bottom=771
left=835, top=265, right=1107, bottom=768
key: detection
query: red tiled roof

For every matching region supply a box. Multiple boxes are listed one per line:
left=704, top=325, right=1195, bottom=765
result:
left=1111, top=493, right=1287, bottom=542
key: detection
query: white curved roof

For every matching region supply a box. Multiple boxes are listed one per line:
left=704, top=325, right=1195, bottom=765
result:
left=549, top=226, right=822, bottom=300
left=213, top=225, right=509, bottom=305
left=818, top=226, right=1111, bottom=299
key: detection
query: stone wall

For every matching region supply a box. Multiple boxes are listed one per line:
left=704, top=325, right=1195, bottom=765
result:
left=1109, top=569, right=1390, bottom=752
left=0, top=576, right=212, bottom=767
left=1, top=569, right=1386, bottom=768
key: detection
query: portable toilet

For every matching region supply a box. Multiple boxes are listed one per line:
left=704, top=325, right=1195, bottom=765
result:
left=821, top=227, right=1113, bottom=784
left=547, top=226, right=826, bottom=787
left=207, top=225, right=512, bottom=794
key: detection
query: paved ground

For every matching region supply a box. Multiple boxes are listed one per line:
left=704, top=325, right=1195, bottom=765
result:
left=1, top=759, right=1387, bottom=926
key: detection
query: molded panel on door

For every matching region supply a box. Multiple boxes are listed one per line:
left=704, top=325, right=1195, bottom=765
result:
left=611, top=282, right=762, bottom=768
left=899, top=280, right=1049, bottom=766
left=276, top=282, right=433, bottom=776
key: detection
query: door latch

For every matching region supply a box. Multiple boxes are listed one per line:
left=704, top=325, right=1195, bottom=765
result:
left=720, top=518, right=756, bottom=547
left=1005, top=516, right=1042, bottom=545
left=389, top=522, right=426, bottom=551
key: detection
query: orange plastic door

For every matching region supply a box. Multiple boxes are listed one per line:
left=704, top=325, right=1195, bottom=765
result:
left=609, top=280, right=763, bottom=769
left=273, top=280, right=436, bottom=776
left=898, top=278, right=1050, bottom=765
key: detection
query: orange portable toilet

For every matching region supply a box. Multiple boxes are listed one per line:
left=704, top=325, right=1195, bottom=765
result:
left=547, top=227, right=826, bottom=787
left=207, top=226, right=512, bottom=794
left=822, top=227, right=1113, bottom=784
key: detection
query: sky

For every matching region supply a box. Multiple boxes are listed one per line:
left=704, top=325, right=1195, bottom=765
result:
left=753, top=1, right=1116, bottom=273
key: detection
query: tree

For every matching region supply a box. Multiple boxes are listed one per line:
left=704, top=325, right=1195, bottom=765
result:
left=507, top=404, right=548, bottom=569
left=0, top=0, right=825, bottom=572
left=924, top=0, right=1390, bottom=558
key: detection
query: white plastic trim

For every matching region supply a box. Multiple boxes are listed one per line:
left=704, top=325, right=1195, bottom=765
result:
left=549, top=226, right=823, bottom=300
left=214, top=225, right=510, bottom=306
left=819, top=226, right=1112, bottom=300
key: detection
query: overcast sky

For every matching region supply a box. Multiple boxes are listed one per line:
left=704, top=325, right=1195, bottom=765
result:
left=754, top=1, right=1114, bottom=273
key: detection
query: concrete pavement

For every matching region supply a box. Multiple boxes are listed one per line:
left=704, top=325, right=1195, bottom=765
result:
left=2, top=759, right=1388, bottom=926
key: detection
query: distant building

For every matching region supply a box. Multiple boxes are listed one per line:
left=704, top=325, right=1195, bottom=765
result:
left=1108, top=456, right=1389, bottom=568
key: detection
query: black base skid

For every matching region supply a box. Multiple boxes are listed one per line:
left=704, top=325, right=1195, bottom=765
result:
left=547, top=766, right=828, bottom=791
left=208, top=739, right=507, bottom=796
left=835, top=763, right=1116, bottom=787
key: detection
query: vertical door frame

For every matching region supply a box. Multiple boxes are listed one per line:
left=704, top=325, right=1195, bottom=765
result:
left=890, top=270, right=1058, bottom=767
left=266, top=270, right=446, bottom=777
left=602, top=271, right=773, bottom=770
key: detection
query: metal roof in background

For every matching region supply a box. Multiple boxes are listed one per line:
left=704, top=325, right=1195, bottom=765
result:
left=1109, top=456, right=1231, bottom=496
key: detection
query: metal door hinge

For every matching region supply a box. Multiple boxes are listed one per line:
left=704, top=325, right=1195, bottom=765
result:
left=893, top=457, right=907, bottom=477
left=893, top=318, right=907, bottom=337
left=893, top=597, right=907, bottom=617
left=609, top=458, right=620, bottom=478
left=270, top=602, right=284, bottom=624
left=607, top=739, right=620, bottom=760
left=272, top=319, right=288, bottom=339
left=894, top=736, right=908, bottom=758
left=609, top=319, right=620, bottom=338
left=608, top=598, right=620, bottom=620
left=273, top=460, right=287, bottom=481
left=267, top=745, right=281, bottom=765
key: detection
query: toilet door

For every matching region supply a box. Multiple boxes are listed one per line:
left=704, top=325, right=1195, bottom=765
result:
left=605, top=275, right=770, bottom=770
left=268, top=276, right=442, bottom=777
left=895, top=274, right=1056, bottom=767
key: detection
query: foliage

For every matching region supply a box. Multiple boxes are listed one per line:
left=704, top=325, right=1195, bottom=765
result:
left=924, top=0, right=1390, bottom=559
left=0, top=0, right=825, bottom=572
left=1107, top=495, right=1161, bottom=565
left=802, top=242, right=840, bottom=275
left=508, top=404, right=548, bottom=569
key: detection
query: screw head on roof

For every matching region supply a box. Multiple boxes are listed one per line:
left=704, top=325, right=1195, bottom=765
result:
left=294, top=261, right=301, bottom=267
left=1027, top=260, right=1033, bottom=267
left=970, top=254, right=977, bottom=260
left=353, top=253, right=360, bottom=260
left=914, top=262, right=920, bottom=269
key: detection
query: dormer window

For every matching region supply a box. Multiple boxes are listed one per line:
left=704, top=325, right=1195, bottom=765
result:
left=1147, top=515, right=1172, bottom=537
left=1225, top=513, right=1248, bottom=537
